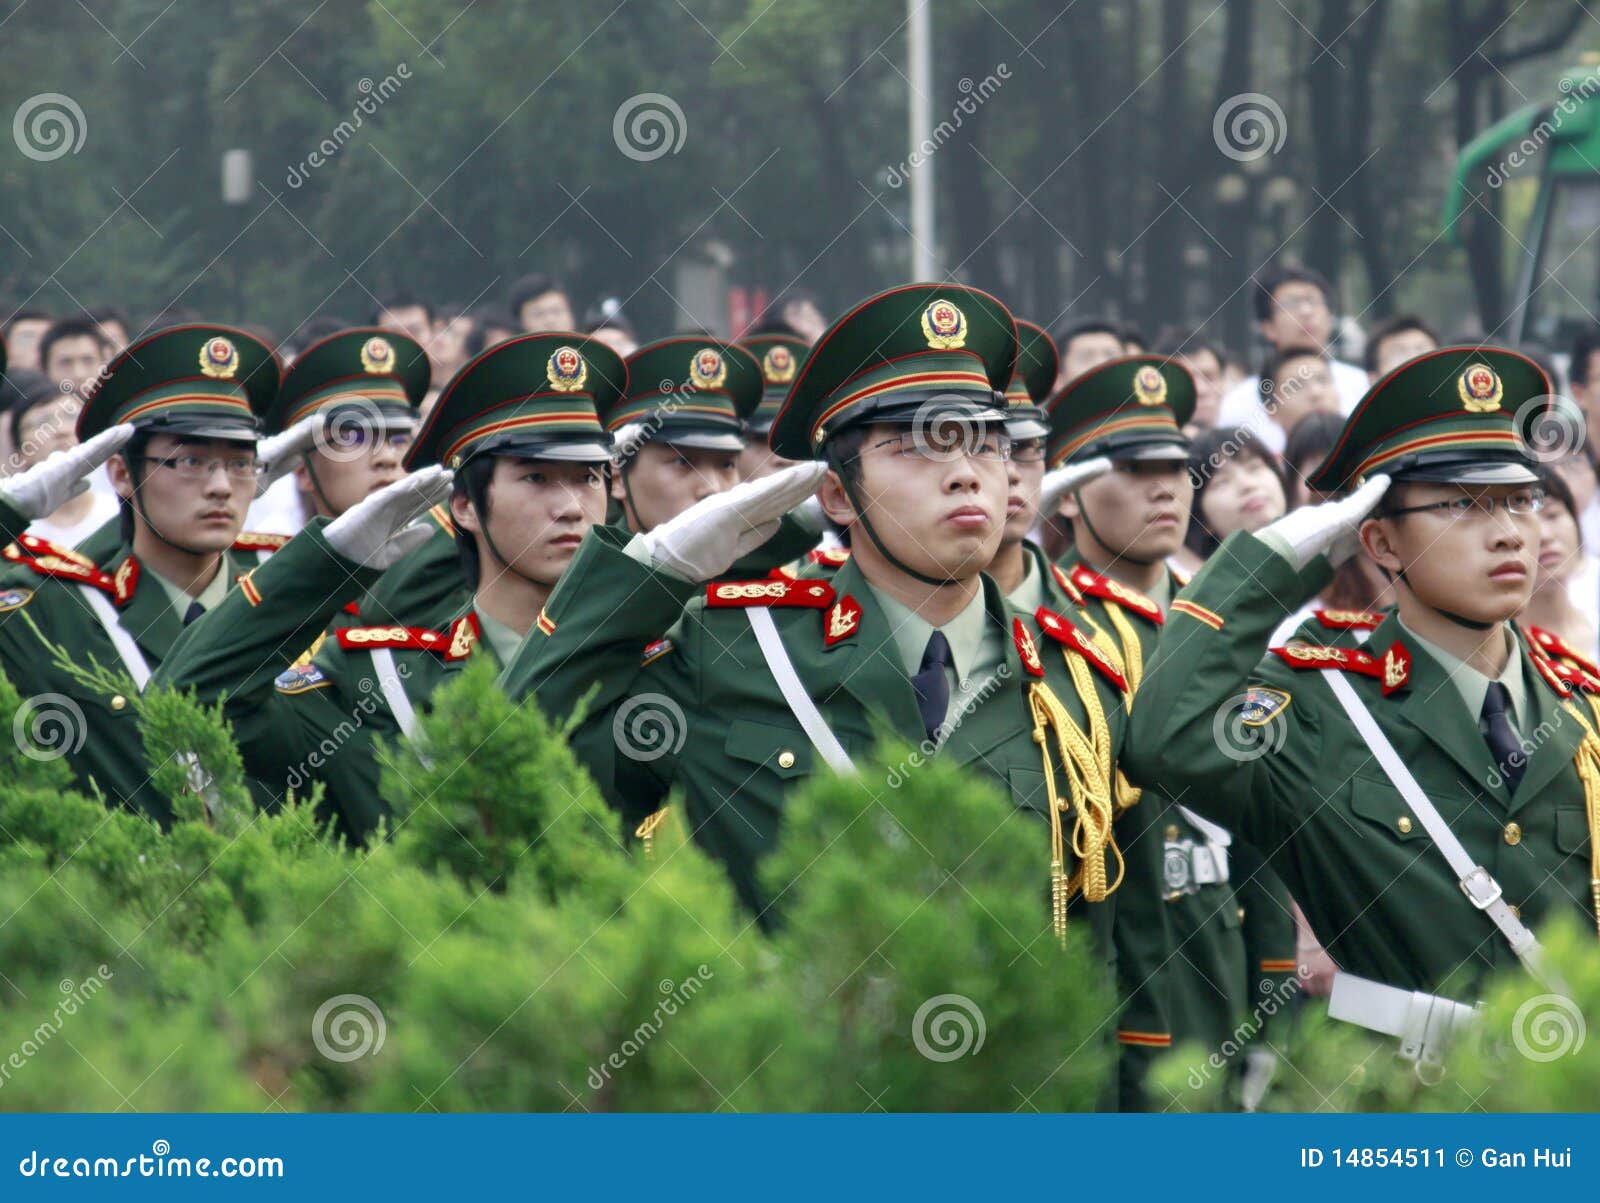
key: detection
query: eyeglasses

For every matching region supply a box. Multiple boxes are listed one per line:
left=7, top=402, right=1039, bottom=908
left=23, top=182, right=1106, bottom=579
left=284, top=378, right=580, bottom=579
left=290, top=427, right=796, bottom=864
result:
left=142, top=452, right=263, bottom=481
left=867, top=430, right=1013, bottom=462
left=1383, top=488, right=1546, bottom=521
left=1010, top=439, right=1046, bottom=464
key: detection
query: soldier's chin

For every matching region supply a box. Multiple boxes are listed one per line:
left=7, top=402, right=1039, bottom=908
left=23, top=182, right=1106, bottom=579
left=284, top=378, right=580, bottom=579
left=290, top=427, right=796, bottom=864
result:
left=179, top=525, right=240, bottom=554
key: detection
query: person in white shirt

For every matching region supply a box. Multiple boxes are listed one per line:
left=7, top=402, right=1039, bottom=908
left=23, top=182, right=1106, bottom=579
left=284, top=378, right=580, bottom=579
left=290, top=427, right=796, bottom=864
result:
left=8, top=375, right=118, bottom=546
left=1216, top=264, right=1366, bottom=445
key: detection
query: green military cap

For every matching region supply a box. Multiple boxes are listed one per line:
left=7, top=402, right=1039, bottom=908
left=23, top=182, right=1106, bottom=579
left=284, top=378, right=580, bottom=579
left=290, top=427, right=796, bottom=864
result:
left=265, top=328, right=430, bottom=435
left=405, top=333, right=626, bottom=470
left=1307, top=347, right=1559, bottom=493
left=77, top=324, right=278, bottom=442
left=612, top=338, right=761, bottom=453
left=1003, top=319, right=1058, bottom=440
left=737, top=333, right=809, bottom=438
left=768, top=284, right=1015, bottom=461
left=1045, top=355, right=1194, bottom=468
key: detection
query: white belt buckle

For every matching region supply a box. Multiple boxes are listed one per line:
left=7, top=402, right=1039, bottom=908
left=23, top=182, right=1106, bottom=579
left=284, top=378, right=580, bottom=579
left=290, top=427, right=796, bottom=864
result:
left=1459, top=866, right=1503, bottom=910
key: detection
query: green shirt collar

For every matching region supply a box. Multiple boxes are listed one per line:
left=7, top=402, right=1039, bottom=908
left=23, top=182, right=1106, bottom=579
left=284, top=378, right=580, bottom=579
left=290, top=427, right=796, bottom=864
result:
left=146, top=558, right=232, bottom=620
left=1398, top=618, right=1527, bottom=732
left=473, top=606, right=522, bottom=668
left=1006, top=553, right=1047, bottom=615
left=874, top=582, right=990, bottom=685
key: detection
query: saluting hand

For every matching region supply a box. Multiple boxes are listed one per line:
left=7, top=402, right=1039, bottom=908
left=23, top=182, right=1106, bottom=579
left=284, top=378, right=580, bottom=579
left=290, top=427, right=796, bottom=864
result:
left=637, top=460, right=830, bottom=582
left=253, top=413, right=323, bottom=498
left=324, top=465, right=454, bottom=570
left=0, top=422, right=134, bottom=521
left=1259, top=473, right=1391, bottom=569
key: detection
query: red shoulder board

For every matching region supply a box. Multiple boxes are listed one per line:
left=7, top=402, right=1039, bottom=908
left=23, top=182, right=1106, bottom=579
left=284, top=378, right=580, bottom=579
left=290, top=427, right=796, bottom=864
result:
left=1315, top=608, right=1383, bottom=631
left=233, top=531, right=290, bottom=552
left=445, top=613, right=480, bottom=661
left=1527, top=625, right=1600, bottom=677
left=767, top=563, right=800, bottom=581
left=1528, top=646, right=1576, bottom=698
left=10, top=532, right=96, bottom=568
left=1034, top=606, right=1129, bottom=692
left=1070, top=564, right=1163, bottom=624
left=342, top=600, right=361, bottom=616
left=110, top=555, right=139, bottom=606
left=337, top=624, right=450, bottom=652
left=17, top=550, right=116, bottom=596
left=705, top=578, right=836, bottom=609
left=1048, top=562, right=1085, bottom=605
left=1270, top=640, right=1410, bottom=696
left=807, top=547, right=850, bottom=567
left=824, top=594, right=862, bottom=646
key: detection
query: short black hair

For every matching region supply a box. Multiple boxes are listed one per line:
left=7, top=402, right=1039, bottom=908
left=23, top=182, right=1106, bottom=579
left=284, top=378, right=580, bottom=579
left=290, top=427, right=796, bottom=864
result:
left=1252, top=263, right=1333, bottom=325
left=373, top=291, right=432, bottom=325
left=288, top=314, right=354, bottom=359
left=1569, top=326, right=1600, bottom=388
left=1261, top=344, right=1326, bottom=393
left=1120, top=322, right=1149, bottom=350
left=7, top=373, right=64, bottom=449
left=1363, top=314, right=1438, bottom=374
left=584, top=310, right=636, bottom=340
left=1184, top=426, right=1288, bottom=559
left=463, top=305, right=516, bottom=359
left=83, top=305, right=129, bottom=331
left=508, top=273, right=570, bottom=318
left=38, top=317, right=106, bottom=373
left=1282, top=409, right=1343, bottom=477
left=3, top=308, right=52, bottom=336
left=452, top=453, right=496, bottom=588
left=749, top=288, right=824, bottom=338
left=1053, top=316, right=1123, bottom=358
left=1538, top=462, right=1577, bottom=521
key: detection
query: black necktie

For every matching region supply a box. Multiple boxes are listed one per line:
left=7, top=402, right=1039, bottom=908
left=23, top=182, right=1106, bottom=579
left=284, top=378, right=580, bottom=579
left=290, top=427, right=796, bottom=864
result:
left=911, top=631, right=953, bottom=742
left=183, top=600, right=205, bottom=626
left=1480, top=681, right=1524, bottom=793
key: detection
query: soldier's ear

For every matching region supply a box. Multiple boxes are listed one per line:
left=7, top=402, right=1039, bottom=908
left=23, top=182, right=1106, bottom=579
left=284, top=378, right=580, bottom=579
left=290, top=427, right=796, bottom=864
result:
left=448, top=488, right=481, bottom=536
left=818, top=468, right=857, bottom=529
left=1359, top=515, right=1402, bottom=574
left=106, top=452, right=133, bottom=500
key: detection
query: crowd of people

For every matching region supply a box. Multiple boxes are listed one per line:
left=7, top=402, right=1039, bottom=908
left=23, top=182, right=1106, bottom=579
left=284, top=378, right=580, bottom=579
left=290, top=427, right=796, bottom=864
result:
left=0, top=260, right=1595, bottom=1111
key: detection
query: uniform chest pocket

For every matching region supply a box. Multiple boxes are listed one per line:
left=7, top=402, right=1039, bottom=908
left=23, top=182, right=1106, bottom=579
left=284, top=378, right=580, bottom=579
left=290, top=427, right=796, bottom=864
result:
left=1556, top=806, right=1589, bottom=854
left=1007, top=766, right=1050, bottom=813
left=725, top=719, right=813, bottom=779
left=1347, top=776, right=1430, bottom=842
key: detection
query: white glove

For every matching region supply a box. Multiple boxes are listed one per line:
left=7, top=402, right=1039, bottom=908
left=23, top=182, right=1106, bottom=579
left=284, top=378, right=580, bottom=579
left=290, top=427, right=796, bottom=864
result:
left=635, top=461, right=829, bottom=581
left=1259, top=473, right=1390, bottom=570
left=324, top=466, right=454, bottom=569
left=1038, top=455, right=1113, bottom=519
left=610, top=421, right=650, bottom=463
left=792, top=493, right=827, bottom=535
left=0, top=423, right=133, bottom=521
left=254, top=414, right=322, bottom=497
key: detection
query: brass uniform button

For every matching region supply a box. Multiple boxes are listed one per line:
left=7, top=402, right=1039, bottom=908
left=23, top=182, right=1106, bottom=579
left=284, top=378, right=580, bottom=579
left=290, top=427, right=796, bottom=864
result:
left=1503, top=822, right=1522, bottom=846
left=1396, top=815, right=1412, bottom=834
left=1509, top=903, right=1522, bottom=919
left=776, top=750, right=796, bottom=770
left=110, top=695, right=127, bottom=711
left=1237, top=906, right=1246, bottom=922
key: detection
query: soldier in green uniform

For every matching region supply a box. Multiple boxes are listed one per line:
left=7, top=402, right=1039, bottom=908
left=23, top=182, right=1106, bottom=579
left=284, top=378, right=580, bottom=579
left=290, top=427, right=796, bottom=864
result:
left=500, top=285, right=1175, bottom=1103
left=1125, top=347, right=1599, bottom=1072
left=262, top=327, right=430, bottom=531
left=153, top=334, right=626, bottom=842
left=1046, top=355, right=1299, bottom=1107
left=0, top=325, right=282, bottom=822
left=735, top=332, right=809, bottom=481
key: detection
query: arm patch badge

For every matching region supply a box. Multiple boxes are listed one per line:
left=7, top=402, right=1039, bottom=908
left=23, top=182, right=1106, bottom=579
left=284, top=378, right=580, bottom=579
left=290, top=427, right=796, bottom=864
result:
left=274, top=663, right=330, bottom=694
left=1238, top=686, right=1290, bottom=725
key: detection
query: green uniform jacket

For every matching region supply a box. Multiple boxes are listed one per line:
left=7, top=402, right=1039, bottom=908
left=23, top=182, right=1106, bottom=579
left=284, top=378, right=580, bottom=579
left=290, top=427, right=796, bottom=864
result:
left=1124, top=531, right=1596, bottom=997
left=153, top=521, right=498, bottom=843
left=0, top=498, right=270, bottom=824
left=499, top=524, right=1177, bottom=1100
